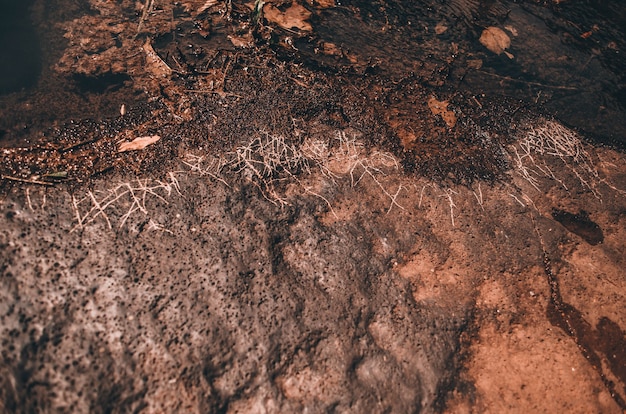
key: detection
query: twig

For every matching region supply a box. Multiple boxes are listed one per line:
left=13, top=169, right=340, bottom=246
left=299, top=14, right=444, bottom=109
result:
left=87, top=190, right=113, bottom=230
left=509, top=193, right=526, bottom=207
left=386, top=184, right=406, bottom=214
left=1, top=175, right=54, bottom=186
left=136, top=0, right=154, bottom=37
left=472, top=182, right=484, bottom=210
left=61, top=136, right=101, bottom=152
left=71, top=195, right=84, bottom=232
left=418, top=183, right=433, bottom=208
left=147, top=219, right=173, bottom=234
left=476, top=70, right=578, bottom=90
left=26, top=188, right=34, bottom=211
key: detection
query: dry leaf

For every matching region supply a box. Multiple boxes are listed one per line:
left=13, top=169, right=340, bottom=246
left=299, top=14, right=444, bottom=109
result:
left=504, top=25, right=518, bottom=36
left=435, top=23, right=448, bottom=35
left=263, top=2, right=312, bottom=32
left=118, top=135, right=161, bottom=152
left=467, top=59, right=483, bottom=69
left=479, top=27, right=511, bottom=56
left=197, top=0, right=219, bottom=15
left=322, top=42, right=341, bottom=56
left=181, top=0, right=218, bottom=16
left=314, top=0, right=335, bottom=8
left=228, top=33, right=254, bottom=48
left=580, top=30, right=593, bottom=39
left=143, top=41, right=172, bottom=78
left=427, top=97, right=457, bottom=128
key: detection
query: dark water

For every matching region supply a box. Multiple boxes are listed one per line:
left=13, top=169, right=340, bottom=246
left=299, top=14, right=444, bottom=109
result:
left=0, top=0, right=40, bottom=94
left=0, top=0, right=142, bottom=147
left=306, top=0, right=626, bottom=148
left=540, top=241, right=626, bottom=410
left=459, top=0, right=626, bottom=148
left=552, top=209, right=604, bottom=245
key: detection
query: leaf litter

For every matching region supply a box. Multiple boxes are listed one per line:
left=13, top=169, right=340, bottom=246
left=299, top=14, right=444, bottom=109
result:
left=118, top=135, right=161, bottom=152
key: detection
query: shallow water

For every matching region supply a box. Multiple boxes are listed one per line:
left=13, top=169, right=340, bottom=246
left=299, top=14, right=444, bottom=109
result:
left=460, top=1, right=626, bottom=148
left=0, top=0, right=624, bottom=149
left=0, top=0, right=142, bottom=147
left=0, top=1, right=40, bottom=95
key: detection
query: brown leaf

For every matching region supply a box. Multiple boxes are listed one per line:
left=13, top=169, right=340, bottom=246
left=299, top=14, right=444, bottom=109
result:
left=322, top=42, right=341, bottom=56
left=314, top=0, right=335, bottom=8
left=479, top=27, right=511, bottom=56
left=197, top=0, right=219, bottom=15
left=118, top=135, right=161, bottom=152
left=467, top=59, right=483, bottom=70
left=143, top=41, right=172, bottom=78
left=427, top=97, right=457, bottom=128
left=228, top=33, right=254, bottom=48
left=435, top=23, right=448, bottom=35
left=263, top=2, right=312, bottom=32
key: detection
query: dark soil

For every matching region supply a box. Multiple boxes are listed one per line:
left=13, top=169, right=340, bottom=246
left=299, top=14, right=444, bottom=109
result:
left=1, top=0, right=625, bottom=183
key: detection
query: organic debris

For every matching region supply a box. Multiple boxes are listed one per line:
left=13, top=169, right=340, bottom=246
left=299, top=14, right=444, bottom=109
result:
left=43, top=171, right=69, bottom=182
left=479, top=27, right=513, bottom=58
left=427, top=97, right=457, bottom=128
left=263, top=2, right=313, bottom=32
left=142, top=41, right=172, bottom=78
left=118, top=135, right=161, bottom=152
left=435, top=23, right=449, bottom=35
left=195, top=0, right=220, bottom=15
left=314, top=0, right=335, bottom=8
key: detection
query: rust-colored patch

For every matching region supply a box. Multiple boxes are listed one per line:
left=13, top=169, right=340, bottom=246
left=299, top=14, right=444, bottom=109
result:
left=427, top=96, right=457, bottom=128
left=263, top=2, right=313, bottom=32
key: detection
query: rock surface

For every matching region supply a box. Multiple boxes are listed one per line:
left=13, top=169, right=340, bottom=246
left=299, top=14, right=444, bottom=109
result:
left=2, top=132, right=626, bottom=412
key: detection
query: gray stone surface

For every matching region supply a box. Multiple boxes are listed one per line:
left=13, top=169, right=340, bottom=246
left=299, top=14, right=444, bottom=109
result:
left=0, top=175, right=465, bottom=413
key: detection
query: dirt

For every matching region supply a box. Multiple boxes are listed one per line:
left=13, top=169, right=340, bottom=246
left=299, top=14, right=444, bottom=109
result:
left=1, top=0, right=626, bottom=412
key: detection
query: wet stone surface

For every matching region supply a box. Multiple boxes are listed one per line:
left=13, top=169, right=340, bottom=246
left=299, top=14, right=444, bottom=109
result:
left=0, top=176, right=467, bottom=412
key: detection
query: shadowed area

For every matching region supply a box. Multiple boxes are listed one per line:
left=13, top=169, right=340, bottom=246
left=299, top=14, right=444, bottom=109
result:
left=0, top=0, right=41, bottom=95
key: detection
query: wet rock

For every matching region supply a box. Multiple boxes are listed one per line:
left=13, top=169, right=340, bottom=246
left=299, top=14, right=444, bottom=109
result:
left=1, top=139, right=626, bottom=412
left=0, top=177, right=466, bottom=412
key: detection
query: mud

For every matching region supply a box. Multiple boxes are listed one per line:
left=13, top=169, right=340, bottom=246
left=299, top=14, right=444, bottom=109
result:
left=1, top=0, right=626, bottom=412
left=0, top=173, right=466, bottom=412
